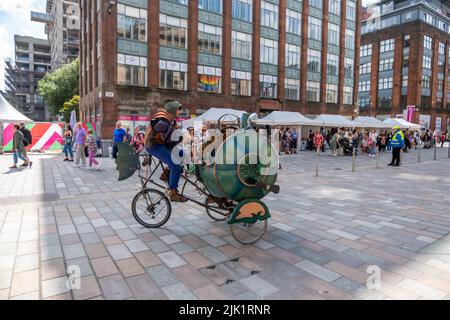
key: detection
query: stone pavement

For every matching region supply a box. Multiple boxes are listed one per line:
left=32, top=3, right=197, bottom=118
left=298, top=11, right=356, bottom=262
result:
left=1, top=148, right=450, bottom=300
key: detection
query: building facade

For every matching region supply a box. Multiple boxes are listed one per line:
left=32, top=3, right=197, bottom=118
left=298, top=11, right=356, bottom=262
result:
left=359, top=0, right=450, bottom=131
left=4, top=36, right=52, bottom=121
left=31, top=0, right=80, bottom=70
left=79, top=0, right=361, bottom=139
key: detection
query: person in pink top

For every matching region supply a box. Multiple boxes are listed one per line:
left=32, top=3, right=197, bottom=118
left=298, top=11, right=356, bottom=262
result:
left=313, top=130, right=324, bottom=153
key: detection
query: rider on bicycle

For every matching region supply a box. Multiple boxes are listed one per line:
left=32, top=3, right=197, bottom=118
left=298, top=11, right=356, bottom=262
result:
left=144, top=100, right=188, bottom=203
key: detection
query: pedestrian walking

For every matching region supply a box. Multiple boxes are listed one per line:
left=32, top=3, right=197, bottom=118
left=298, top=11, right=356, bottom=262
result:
left=74, top=122, right=87, bottom=167
left=63, top=125, right=74, bottom=161
left=112, top=122, right=127, bottom=160
left=19, top=122, right=32, bottom=160
left=368, top=130, right=377, bottom=157
left=87, top=129, right=100, bottom=169
left=389, top=125, right=405, bottom=167
left=10, top=123, right=32, bottom=169
left=313, top=130, right=324, bottom=153
left=331, top=131, right=338, bottom=156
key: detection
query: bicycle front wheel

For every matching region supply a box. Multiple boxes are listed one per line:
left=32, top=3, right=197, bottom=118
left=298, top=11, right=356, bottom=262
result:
left=132, top=189, right=171, bottom=228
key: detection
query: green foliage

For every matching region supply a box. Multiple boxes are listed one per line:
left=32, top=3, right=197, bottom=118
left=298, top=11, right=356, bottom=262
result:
left=60, top=95, right=80, bottom=122
left=38, top=59, right=79, bottom=116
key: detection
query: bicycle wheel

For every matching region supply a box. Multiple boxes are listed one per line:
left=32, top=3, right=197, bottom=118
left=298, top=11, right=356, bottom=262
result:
left=132, top=189, right=171, bottom=228
left=229, top=219, right=268, bottom=245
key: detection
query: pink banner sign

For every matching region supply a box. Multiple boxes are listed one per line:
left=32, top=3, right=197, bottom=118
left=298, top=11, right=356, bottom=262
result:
left=407, top=105, right=415, bottom=122
left=118, top=115, right=150, bottom=121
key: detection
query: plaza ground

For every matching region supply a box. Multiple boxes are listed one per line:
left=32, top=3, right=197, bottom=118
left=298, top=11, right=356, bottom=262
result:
left=1, top=147, right=450, bottom=300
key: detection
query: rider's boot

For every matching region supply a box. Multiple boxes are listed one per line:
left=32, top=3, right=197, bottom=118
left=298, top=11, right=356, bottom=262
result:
left=160, top=167, right=170, bottom=182
left=167, top=189, right=188, bottom=203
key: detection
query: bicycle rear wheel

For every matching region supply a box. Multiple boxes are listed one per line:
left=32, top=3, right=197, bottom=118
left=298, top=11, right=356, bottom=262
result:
left=132, top=189, right=171, bottom=228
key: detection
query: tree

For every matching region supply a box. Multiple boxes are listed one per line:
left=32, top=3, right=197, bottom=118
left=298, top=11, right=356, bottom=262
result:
left=38, top=59, right=79, bottom=116
left=60, top=95, right=80, bottom=122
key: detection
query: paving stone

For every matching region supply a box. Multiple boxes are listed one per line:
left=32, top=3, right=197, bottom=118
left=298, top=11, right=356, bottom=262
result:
left=85, top=243, right=109, bottom=259
left=398, top=278, right=447, bottom=300
left=66, top=257, right=93, bottom=277
left=107, top=244, right=133, bottom=261
left=146, top=240, right=171, bottom=254
left=124, top=239, right=148, bottom=253
left=41, top=258, right=66, bottom=281
left=0, top=269, right=13, bottom=290
left=99, top=274, right=133, bottom=300
left=160, top=234, right=182, bottom=245
left=161, top=282, right=197, bottom=300
left=14, top=253, right=39, bottom=273
left=41, top=276, right=70, bottom=299
left=126, top=274, right=166, bottom=300
left=197, top=246, right=229, bottom=264
left=145, top=264, right=179, bottom=288
left=0, top=254, right=15, bottom=270
left=80, top=232, right=102, bottom=245
left=134, top=251, right=162, bottom=268
left=91, top=256, right=120, bottom=278
left=72, top=275, right=101, bottom=300
left=40, top=245, right=63, bottom=261
left=158, top=251, right=187, bottom=268
left=240, top=275, right=278, bottom=297
left=116, top=258, right=146, bottom=277
left=63, top=243, right=86, bottom=260
left=295, top=260, right=340, bottom=283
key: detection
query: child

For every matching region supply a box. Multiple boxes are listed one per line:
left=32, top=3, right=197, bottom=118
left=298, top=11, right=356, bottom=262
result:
left=87, top=129, right=100, bottom=169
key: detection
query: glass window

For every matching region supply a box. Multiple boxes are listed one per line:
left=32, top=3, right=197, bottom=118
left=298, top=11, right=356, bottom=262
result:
left=329, top=0, right=341, bottom=16
left=346, top=0, right=356, bottom=22
left=424, top=35, right=433, bottom=50
left=117, top=6, right=147, bottom=42
left=198, top=72, right=222, bottom=94
left=402, top=75, right=408, bottom=88
left=285, top=78, right=300, bottom=100
left=307, top=49, right=321, bottom=73
left=326, top=83, right=338, bottom=103
left=286, top=9, right=301, bottom=35
left=423, top=56, right=432, bottom=69
left=199, top=0, right=223, bottom=14
left=308, top=16, right=322, bottom=41
left=327, top=53, right=339, bottom=76
left=344, top=57, right=354, bottom=79
left=380, top=38, right=395, bottom=53
left=260, top=74, right=277, bottom=98
left=232, top=31, right=252, bottom=60
left=422, top=75, right=431, bottom=89
left=344, top=86, right=353, bottom=104
left=309, top=0, right=323, bottom=9
left=232, top=0, right=252, bottom=22
left=328, top=23, right=340, bottom=46
left=360, top=44, right=372, bottom=57
left=306, top=81, right=320, bottom=102
left=359, top=62, right=371, bottom=75
left=159, top=60, right=188, bottom=90
left=260, top=38, right=278, bottom=64
left=345, top=29, right=355, bottom=50
left=359, top=80, right=371, bottom=92
left=117, top=61, right=147, bottom=87
left=261, top=1, right=279, bottom=29
left=159, top=14, right=188, bottom=49
left=286, top=44, right=300, bottom=69
left=379, top=58, right=394, bottom=71
left=378, top=77, right=393, bottom=89
left=439, top=42, right=445, bottom=55
left=231, top=70, right=251, bottom=96
left=198, top=23, right=222, bottom=55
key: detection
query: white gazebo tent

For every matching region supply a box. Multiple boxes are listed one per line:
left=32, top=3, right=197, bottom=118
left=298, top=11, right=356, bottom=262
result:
left=0, top=94, right=33, bottom=153
left=314, top=114, right=363, bottom=128
left=353, top=116, right=391, bottom=129
left=383, top=118, right=421, bottom=130
left=182, top=108, right=247, bottom=129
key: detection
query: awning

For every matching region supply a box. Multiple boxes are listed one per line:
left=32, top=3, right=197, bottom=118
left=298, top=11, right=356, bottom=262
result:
left=256, top=111, right=322, bottom=126
left=383, top=118, right=421, bottom=130
left=353, top=116, right=391, bottom=129
left=0, top=94, right=33, bottom=123
left=314, top=114, right=363, bottom=128
left=182, top=108, right=247, bottom=128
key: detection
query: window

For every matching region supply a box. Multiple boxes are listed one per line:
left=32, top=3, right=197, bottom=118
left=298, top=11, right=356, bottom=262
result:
left=344, top=58, right=354, bottom=78
left=403, top=34, right=410, bottom=48
left=380, top=39, right=395, bottom=53
left=286, top=44, right=300, bottom=69
left=231, top=70, right=251, bottom=96
left=421, top=95, right=431, bottom=108
left=378, top=95, right=392, bottom=108
left=359, top=80, right=371, bottom=92
left=359, top=62, right=371, bottom=75
left=199, top=0, right=223, bottom=14
left=360, top=44, right=372, bottom=57
left=379, top=58, right=394, bottom=71
left=403, top=55, right=409, bottom=68
left=424, top=35, right=432, bottom=50
left=329, top=0, right=341, bottom=16
left=232, top=0, right=252, bottom=22
left=117, top=5, right=147, bottom=42
left=260, top=74, right=277, bottom=98
left=437, top=79, right=444, bottom=91
left=232, top=31, right=252, bottom=60
left=378, top=77, right=393, bottom=90
left=423, top=56, right=432, bottom=69
left=346, top=0, right=356, bottom=22
left=327, top=53, right=339, bottom=76
left=117, top=54, right=147, bottom=87
left=307, top=49, right=321, bottom=73
left=402, top=75, right=408, bottom=88
left=306, top=81, right=320, bottom=102
left=326, top=83, right=338, bottom=103
left=359, top=97, right=370, bottom=108
left=261, top=1, right=279, bottom=29
left=328, top=23, right=340, bottom=46
left=260, top=38, right=278, bottom=64
left=344, top=86, right=353, bottom=104
left=345, top=29, right=355, bottom=50
left=159, top=60, right=188, bottom=90
left=439, top=42, right=445, bottom=55
left=309, top=0, right=323, bottom=9
left=422, top=75, right=431, bottom=89
left=285, top=78, right=300, bottom=100
left=198, top=66, right=222, bottom=93
left=198, top=23, right=222, bottom=55
left=159, top=14, right=188, bottom=49
left=286, top=9, right=301, bottom=35
left=308, top=16, right=322, bottom=41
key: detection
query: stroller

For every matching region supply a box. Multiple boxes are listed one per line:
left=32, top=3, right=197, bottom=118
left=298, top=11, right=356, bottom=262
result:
left=339, top=137, right=356, bottom=156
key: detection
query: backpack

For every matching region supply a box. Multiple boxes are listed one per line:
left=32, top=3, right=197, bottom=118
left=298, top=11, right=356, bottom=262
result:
left=20, top=127, right=32, bottom=147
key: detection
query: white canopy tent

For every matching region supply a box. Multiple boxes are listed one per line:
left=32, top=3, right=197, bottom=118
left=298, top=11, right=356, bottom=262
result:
left=383, top=118, right=421, bottom=130
left=256, top=111, right=322, bottom=126
left=353, top=116, right=391, bottom=129
left=314, top=114, right=363, bottom=128
left=0, top=94, right=33, bottom=153
left=182, top=108, right=247, bottom=129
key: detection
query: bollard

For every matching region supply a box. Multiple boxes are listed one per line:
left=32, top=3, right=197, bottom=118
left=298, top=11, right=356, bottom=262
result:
left=352, top=146, right=356, bottom=172
left=376, top=148, right=380, bottom=169
left=434, top=141, right=437, bottom=161
left=315, top=151, right=319, bottom=177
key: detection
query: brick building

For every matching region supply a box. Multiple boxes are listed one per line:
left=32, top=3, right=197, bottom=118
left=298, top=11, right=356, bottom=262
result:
left=79, top=0, right=361, bottom=139
left=359, top=0, right=450, bottom=131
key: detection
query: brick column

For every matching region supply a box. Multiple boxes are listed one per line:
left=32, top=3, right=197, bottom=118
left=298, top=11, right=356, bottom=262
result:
left=320, top=0, right=329, bottom=105
left=252, top=0, right=261, bottom=98
left=338, top=0, right=347, bottom=110
left=300, top=0, right=308, bottom=104
left=431, top=36, right=439, bottom=110
left=278, top=0, right=287, bottom=104
left=407, top=32, right=423, bottom=124
left=222, top=0, right=232, bottom=96
left=392, top=36, right=403, bottom=111
left=188, top=0, right=199, bottom=92
left=354, top=0, right=362, bottom=113
left=148, top=0, right=160, bottom=88
left=369, top=40, right=380, bottom=116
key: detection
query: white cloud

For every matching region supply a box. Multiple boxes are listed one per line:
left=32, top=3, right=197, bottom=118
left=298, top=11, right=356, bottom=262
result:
left=0, top=0, right=47, bottom=91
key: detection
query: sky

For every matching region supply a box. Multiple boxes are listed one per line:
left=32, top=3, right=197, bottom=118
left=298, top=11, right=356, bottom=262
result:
left=0, top=0, right=47, bottom=92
